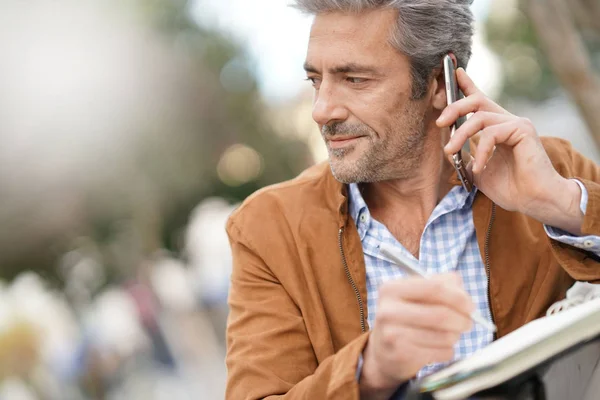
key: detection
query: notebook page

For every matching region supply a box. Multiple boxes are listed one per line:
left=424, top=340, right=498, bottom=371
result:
left=421, top=298, right=600, bottom=384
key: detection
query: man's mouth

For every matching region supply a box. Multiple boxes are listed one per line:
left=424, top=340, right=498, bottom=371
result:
left=327, top=136, right=364, bottom=149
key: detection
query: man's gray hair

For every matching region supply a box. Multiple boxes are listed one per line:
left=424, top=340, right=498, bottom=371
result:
left=293, top=0, right=474, bottom=99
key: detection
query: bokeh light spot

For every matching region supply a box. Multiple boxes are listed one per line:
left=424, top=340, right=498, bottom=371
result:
left=217, top=144, right=264, bottom=186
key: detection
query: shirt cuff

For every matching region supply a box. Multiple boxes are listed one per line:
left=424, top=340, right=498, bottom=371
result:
left=356, top=353, right=364, bottom=382
left=544, top=180, right=600, bottom=255
left=575, top=179, right=588, bottom=214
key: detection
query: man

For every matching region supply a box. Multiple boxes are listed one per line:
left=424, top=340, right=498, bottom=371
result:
left=225, top=1, right=600, bottom=399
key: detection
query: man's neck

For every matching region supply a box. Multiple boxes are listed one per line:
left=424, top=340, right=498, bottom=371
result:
left=360, top=139, right=456, bottom=256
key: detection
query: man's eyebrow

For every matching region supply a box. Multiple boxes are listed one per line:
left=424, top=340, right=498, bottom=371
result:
left=303, top=62, right=319, bottom=74
left=303, top=62, right=382, bottom=76
left=330, top=63, right=381, bottom=75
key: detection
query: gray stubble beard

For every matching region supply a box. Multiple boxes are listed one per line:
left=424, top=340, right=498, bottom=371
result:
left=328, top=115, right=427, bottom=184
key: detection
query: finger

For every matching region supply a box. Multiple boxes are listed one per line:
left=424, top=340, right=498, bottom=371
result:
left=437, top=93, right=508, bottom=128
left=455, top=67, right=480, bottom=97
left=425, top=347, right=455, bottom=364
left=400, top=302, right=473, bottom=332
left=464, top=154, right=475, bottom=184
left=378, top=325, right=461, bottom=356
left=398, top=326, right=462, bottom=350
left=379, top=275, right=474, bottom=314
left=443, top=272, right=463, bottom=287
left=444, top=111, right=513, bottom=155
left=377, top=325, right=457, bottom=366
left=472, top=120, right=528, bottom=173
left=378, top=301, right=473, bottom=333
left=437, top=70, right=508, bottom=128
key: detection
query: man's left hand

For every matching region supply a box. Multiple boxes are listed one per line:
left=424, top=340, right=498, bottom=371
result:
left=438, top=68, right=583, bottom=235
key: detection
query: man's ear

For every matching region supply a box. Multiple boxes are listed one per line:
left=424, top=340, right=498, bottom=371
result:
left=431, top=53, right=458, bottom=111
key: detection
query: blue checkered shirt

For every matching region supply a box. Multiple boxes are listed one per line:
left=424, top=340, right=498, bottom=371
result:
left=349, top=179, right=600, bottom=382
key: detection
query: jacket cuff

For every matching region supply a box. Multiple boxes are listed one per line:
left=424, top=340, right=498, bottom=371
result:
left=548, top=178, right=600, bottom=282
left=354, top=337, right=410, bottom=400
left=328, top=332, right=371, bottom=399
left=547, top=179, right=600, bottom=282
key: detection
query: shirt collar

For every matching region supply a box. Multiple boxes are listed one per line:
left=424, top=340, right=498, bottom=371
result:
left=347, top=182, right=478, bottom=241
left=348, top=183, right=370, bottom=241
left=348, top=183, right=367, bottom=223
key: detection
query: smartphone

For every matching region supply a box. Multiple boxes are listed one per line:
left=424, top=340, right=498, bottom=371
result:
left=443, top=54, right=472, bottom=192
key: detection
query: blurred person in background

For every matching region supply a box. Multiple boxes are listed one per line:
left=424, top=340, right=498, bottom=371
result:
left=186, top=198, right=237, bottom=347
left=0, top=2, right=236, bottom=397
left=225, top=1, right=600, bottom=399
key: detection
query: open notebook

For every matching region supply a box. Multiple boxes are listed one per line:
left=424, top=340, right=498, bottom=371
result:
left=414, top=282, right=600, bottom=400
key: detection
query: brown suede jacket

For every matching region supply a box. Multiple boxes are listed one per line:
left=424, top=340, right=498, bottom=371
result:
left=225, top=137, right=600, bottom=399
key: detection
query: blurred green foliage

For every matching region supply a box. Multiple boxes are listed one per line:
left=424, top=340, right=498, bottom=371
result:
left=485, top=1, right=600, bottom=104
left=0, top=0, right=312, bottom=286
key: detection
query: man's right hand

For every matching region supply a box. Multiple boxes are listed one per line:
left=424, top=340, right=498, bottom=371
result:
left=359, top=273, right=475, bottom=399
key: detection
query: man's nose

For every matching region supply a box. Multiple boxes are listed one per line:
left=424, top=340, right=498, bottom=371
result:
left=312, top=83, right=348, bottom=127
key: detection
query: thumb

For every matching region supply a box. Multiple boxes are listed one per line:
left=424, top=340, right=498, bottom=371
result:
left=465, top=154, right=475, bottom=185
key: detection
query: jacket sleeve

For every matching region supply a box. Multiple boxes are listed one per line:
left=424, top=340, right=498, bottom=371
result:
left=545, top=138, right=600, bottom=281
left=225, top=218, right=370, bottom=400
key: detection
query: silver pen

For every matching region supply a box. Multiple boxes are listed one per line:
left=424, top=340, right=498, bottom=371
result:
left=379, top=243, right=497, bottom=333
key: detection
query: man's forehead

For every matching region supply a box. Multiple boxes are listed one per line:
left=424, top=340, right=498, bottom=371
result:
left=306, top=10, right=399, bottom=70
left=306, top=9, right=399, bottom=64
left=308, top=9, right=398, bottom=47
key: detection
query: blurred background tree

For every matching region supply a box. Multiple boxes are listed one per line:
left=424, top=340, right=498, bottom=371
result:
left=0, top=0, right=312, bottom=285
left=485, top=0, right=600, bottom=146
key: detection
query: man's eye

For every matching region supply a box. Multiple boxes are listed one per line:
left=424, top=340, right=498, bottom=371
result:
left=305, top=77, right=321, bottom=88
left=347, top=77, right=366, bottom=84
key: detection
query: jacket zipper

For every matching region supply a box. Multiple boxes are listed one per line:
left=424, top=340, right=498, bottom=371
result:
left=484, top=203, right=497, bottom=339
left=339, top=227, right=366, bottom=333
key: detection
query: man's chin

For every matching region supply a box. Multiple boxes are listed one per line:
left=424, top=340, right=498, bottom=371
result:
left=328, top=160, right=367, bottom=184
